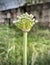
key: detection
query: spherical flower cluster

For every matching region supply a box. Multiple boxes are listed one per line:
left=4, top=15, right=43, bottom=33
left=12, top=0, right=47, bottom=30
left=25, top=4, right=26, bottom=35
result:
left=13, top=13, right=38, bottom=32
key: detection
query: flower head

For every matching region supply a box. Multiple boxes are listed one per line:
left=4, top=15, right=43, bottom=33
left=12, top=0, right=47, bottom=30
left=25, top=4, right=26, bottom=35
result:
left=13, top=13, right=38, bottom=32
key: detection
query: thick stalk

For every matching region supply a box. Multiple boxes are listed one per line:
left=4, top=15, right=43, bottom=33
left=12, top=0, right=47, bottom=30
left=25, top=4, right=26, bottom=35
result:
left=23, top=32, right=27, bottom=65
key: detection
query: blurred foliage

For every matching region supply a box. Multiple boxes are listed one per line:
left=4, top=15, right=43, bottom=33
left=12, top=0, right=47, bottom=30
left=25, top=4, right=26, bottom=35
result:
left=0, top=24, right=50, bottom=65
left=26, top=0, right=48, bottom=4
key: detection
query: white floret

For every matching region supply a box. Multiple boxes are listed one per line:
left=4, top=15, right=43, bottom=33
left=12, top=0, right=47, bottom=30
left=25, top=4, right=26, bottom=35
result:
left=35, top=20, right=38, bottom=23
left=13, top=20, right=17, bottom=23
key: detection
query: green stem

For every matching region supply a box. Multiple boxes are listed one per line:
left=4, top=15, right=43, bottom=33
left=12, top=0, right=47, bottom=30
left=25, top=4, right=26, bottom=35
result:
left=23, top=32, right=27, bottom=65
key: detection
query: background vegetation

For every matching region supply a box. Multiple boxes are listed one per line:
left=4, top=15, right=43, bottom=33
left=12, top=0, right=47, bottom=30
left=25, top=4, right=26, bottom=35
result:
left=0, top=23, right=50, bottom=65
left=26, top=0, right=48, bottom=4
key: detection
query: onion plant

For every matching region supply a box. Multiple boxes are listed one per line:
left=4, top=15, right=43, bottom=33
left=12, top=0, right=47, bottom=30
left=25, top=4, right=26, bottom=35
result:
left=13, top=13, right=38, bottom=65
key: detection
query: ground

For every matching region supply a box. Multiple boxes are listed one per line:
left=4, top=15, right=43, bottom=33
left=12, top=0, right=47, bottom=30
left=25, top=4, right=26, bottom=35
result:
left=0, top=23, right=50, bottom=65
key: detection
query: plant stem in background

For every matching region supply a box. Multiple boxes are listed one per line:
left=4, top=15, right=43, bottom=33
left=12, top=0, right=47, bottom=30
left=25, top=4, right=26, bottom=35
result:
left=23, top=32, right=27, bottom=65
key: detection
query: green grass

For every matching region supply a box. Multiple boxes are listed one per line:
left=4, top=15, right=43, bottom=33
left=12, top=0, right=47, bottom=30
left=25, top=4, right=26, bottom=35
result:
left=0, top=24, right=50, bottom=65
